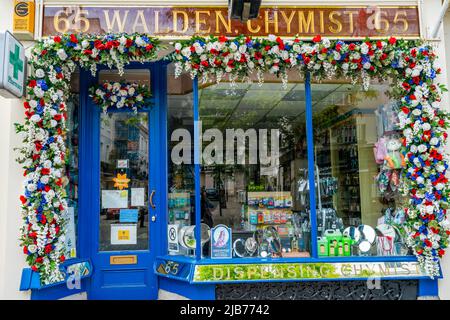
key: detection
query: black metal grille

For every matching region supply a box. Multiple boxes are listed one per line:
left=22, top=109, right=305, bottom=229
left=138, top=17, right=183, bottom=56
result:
left=216, top=280, right=418, bottom=300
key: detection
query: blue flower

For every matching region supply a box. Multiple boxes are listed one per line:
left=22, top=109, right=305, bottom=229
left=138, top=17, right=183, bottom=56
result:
left=37, top=79, right=48, bottom=91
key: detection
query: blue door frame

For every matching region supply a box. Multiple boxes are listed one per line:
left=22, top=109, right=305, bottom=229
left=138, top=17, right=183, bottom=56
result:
left=78, top=61, right=168, bottom=300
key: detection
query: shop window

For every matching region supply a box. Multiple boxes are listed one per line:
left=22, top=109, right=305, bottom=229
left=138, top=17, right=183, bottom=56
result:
left=98, top=69, right=151, bottom=251
left=199, top=73, right=312, bottom=259
left=312, top=82, right=411, bottom=257
left=167, top=64, right=197, bottom=256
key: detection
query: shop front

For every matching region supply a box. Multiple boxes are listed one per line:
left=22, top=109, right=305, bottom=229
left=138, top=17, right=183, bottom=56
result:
left=15, top=1, right=450, bottom=300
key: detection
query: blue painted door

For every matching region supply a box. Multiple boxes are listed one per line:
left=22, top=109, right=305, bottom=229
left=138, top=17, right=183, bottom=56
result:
left=79, top=63, right=166, bottom=300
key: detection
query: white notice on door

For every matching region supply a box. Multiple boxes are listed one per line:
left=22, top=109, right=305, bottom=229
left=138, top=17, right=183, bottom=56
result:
left=102, top=190, right=128, bottom=209
left=131, top=188, right=145, bottom=207
left=111, top=224, right=137, bottom=245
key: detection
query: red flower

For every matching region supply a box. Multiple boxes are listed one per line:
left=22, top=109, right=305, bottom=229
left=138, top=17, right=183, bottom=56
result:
left=60, top=255, right=66, bottom=262
left=40, top=214, right=47, bottom=224
left=28, top=80, right=37, bottom=88
left=145, top=44, right=153, bottom=51
left=20, top=195, right=27, bottom=204
left=439, top=119, right=445, bottom=127
left=312, top=35, right=321, bottom=43
left=201, top=60, right=209, bottom=67
left=70, top=34, right=78, bottom=43
left=126, top=39, right=133, bottom=47
left=41, top=168, right=50, bottom=175
left=44, top=244, right=53, bottom=254
left=83, top=49, right=93, bottom=55
left=23, top=246, right=28, bottom=254
left=54, top=36, right=61, bottom=43
left=41, top=49, right=47, bottom=56
left=438, top=249, right=445, bottom=257
left=388, top=37, right=397, bottom=45
left=218, top=36, right=228, bottom=43
left=401, top=107, right=409, bottom=114
left=35, top=142, right=42, bottom=152
left=24, top=102, right=30, bottom=109
left=31, top=266, right=38, bottom=272
left=36, top=257, right=43, bottom=264
left=376, top=41, right=383, bottom=49
left=29, top=232, right=37, bottom=238
left=348, top=43, right=356, bottom=51
left=54, top=114, right=62, bottom=121
left=44, top=185, right=51, bottom=193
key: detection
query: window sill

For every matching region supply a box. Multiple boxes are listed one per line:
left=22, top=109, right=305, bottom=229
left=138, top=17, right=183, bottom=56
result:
left=154, top=254, right=439, bottom=284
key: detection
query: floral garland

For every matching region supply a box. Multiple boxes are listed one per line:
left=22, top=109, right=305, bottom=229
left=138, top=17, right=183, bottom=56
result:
left=171, top=34, right=450, bottom=276
left=89, top=81, right=151, bottom=113
left=16, top=32, right=450, bottom=284
left=15, top=33, right=161, bottom=285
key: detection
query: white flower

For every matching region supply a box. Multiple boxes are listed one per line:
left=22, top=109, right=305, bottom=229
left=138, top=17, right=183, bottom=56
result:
left=174, top=43, right=182, bottom=51
left=57, top=49, right=67, bottom=61
left=28, top=244, right=37, bottom=253
left=268, top=34, right=277, bottom=42
left=40, top=176, right=49, bottom=184
left=128, top=87, right=135, bottom=95
left=136, top=94, right=143, bottom=101
left=30, top=114, right=41, bottom=122
left=35, top=69, right=45, bottom=78
left=418, top=144, right=428, bottom=153
left=422, top=123, right=431, bottom=131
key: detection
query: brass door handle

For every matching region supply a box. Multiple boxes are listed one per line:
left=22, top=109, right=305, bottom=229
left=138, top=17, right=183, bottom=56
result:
left=149, top=190, right=156, bottom=209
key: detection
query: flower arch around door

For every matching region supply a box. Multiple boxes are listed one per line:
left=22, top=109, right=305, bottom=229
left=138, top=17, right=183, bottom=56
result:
left=16, top=32, right=449, bottom=284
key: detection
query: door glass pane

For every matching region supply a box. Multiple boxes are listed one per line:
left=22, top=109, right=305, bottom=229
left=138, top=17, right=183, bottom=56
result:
left=99, top=112, right=149, bottom=251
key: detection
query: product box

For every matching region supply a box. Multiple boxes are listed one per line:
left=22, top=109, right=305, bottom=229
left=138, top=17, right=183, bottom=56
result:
left=249, top=211, right=258, bottom=225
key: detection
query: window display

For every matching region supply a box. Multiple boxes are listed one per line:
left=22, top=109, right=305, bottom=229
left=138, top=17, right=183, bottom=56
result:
left=166, top=74, right=412, bottom=260
left=198, top=75, right=312, bottom=259
left=313, top=82, right=410, bottom=257
left=167, top=65, right=197, bottom=256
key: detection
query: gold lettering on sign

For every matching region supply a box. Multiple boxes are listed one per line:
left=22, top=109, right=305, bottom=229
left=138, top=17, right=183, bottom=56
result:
left=133, top=10, right=148, bottom=33
left=247, top=19, right=261, bottom=34
left=173, top=10, right=188, bottom=33
left=215, top=10, right=231, bottom=33
left=154, top=11, right=160, bottom=33
left=42, top=6, right=420, bottom=38
left=195, top=10, right=211, bottom=33
left=344, top=10, right=357, bottom=34
left=328, top=11, right=342, bottom=34
left=299, top=11, right=314, bottom=33
left=319, top=10, right=325, bottom=33
left=264, top=10, right=278, bottom=34
left=394, top=10, right=409, bottom=32
left=103, top=10, right=129, bottom=32
left=281, top=11, right=296, bottom=34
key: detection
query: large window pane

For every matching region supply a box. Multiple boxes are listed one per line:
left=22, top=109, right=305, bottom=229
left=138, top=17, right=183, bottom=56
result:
left=313, top=82, right=411, bottom=257
left=199, top=73, right=311, bottom=259
left=167, top=64, right=197, bottom=256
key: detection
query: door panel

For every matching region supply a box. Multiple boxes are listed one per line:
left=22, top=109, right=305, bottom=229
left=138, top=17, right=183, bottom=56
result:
left=82, top=65, right=159, bottom=300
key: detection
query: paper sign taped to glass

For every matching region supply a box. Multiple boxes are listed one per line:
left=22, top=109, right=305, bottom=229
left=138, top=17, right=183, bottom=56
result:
left=102, top=190, right=128, bottom=209
left=111, top=224, right=137, bottom=245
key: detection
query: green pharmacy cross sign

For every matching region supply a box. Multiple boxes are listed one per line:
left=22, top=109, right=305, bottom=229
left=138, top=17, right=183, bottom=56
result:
left=9, top=44, right=24, bottom=80
left=0, top=31, right=25, bottom=98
